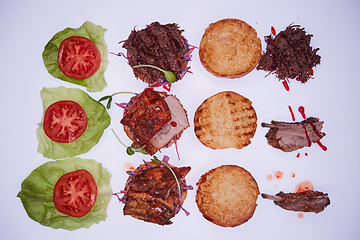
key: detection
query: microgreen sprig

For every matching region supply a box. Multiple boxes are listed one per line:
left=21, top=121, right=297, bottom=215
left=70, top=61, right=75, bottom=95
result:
left=111, top=129, right=149, bottom=156
left=98, top=91, right=136, bottom=109
left=133, top=64, right=177, bottom=83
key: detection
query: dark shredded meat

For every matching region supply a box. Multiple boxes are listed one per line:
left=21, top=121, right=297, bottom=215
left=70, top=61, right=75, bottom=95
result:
left=123, top=22, right=191, bottom=85
left=262, top=190, right=330, bottom=213
left=120, top=88, right=171, bottom=147
left=261, top=117, right=325, bottom=152
left=123, top=162, right=191, bottom=225
left=256, top=24, right=321, bottom=83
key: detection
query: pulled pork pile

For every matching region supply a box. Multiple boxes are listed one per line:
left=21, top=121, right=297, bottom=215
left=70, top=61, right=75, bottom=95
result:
left=256, top=24, right=321, bottom=83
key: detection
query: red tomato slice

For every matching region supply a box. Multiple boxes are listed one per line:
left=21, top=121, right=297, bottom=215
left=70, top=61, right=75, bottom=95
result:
left=43, top=100, right=88, bottom=143
left=57, top=36, right=101, bottom=80
left=53, top=169, right=98, bottom=218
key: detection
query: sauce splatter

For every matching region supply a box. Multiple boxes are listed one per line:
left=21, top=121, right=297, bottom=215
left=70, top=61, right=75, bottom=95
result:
left=266, top=174, right=273, bottom=181
left=298, top=106, right=327, bottom=151
left=282, top=80, right=290, bottom=91
left=163, top=83, right=172, bottom=92
left=274, top=171, right=283, bottom=179
left=124, top=162, right=135, bottom=172
left=288, top=105, right=295, bottom=121
left=298, top=106, right=306, bottom=119
left=296, top=181, right=314, bottom=193
left=271, top=26, right=276, bottom=36
left=291, top=172, right=296, bottom=178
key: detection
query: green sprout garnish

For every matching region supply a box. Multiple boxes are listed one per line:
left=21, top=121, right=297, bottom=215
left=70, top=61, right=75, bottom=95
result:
left=133, top=64, right=177, bottom=83
left=98, top=91, right=136, bottom=109
left=151, top=156, right=181, bottom=197
left=111, top=129, right=149, bottom=155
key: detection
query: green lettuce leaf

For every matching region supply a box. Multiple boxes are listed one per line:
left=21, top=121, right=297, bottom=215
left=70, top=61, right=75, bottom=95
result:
left=37, top=86, right=111, bottom=159
left=42, top=21, right=108, bottom=92
left=17, top=158, right=113, bottom=230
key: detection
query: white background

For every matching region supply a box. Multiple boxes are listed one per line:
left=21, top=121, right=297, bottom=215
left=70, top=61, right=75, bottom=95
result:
left=1, top=0, right=360, bottom=239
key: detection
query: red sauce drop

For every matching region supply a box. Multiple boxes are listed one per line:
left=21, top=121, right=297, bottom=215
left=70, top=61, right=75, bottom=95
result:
left=124, top=162, right=135, bottom=172
left=288, top=105, right=295, bottom=121
left=317, top=141, right=328, bottom=151
left=296, top=181, right=314, bottom=193
left=301, top=123, right=312, bottom=147
left=282, top=80, right=290, bottom=91
left=296, top=153, right=300, bottom=158
left=291, top=172, right=296, bottom=178
left=298, top=213, right=304, bottom=218
left=163, top=83, right=172, bottom=92
left=170, top=121, right=177, bottom=127
left=298, top=106, right=306, bottom=119
left=266, top=174, right=273, bottom=181
left=271, top=26, right=276, bottom=36
left=274, top=171, right=283, bottom=179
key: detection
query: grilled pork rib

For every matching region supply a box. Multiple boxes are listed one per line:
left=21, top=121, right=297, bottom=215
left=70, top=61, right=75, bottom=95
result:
left=261, top=117, right=325, bottom=152
left=262, top=190, right=330, bottom=213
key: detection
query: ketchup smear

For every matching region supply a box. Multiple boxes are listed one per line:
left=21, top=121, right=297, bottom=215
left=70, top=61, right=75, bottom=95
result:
left=282, top=80, right=290, bottom=91
left=296, top=181, right=314, bottom=193
left=297, top=106, right=327, bottom=151
left=288, top=105, right=296, bottom=121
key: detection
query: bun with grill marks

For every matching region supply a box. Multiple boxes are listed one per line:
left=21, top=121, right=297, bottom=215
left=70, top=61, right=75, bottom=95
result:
left=194, top=91, right=257, bottom=150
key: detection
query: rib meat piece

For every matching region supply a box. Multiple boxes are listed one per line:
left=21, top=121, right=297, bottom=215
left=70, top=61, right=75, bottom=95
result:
left=261, top=190, right=330, bottom=213
left=123, top=162, right=191, bottom=225
left=261, top=117, right=325, bottom=152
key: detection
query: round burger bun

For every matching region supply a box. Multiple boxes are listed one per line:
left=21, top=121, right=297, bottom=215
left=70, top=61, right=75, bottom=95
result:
left=199, top=18, right=261, bottom=78
left=194, top=91, right=257, bottom=150
left=196, top=165, right=260, bottom=227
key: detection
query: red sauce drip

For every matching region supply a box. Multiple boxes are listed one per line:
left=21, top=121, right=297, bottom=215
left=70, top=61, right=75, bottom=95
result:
left=296, top=153, right=300, bottom=158
left=301, top=123, right=312, bottom=147
left=124, top=162, right=135, bottom=172
left=170, top=121, right=177, bottom=127
left=282, top=80, right=290, bottom=91
left=271, top=26, right=276, bottom=36
left=274, top=171, right=283, bottom=179
left=288, top=105, right=295, bottom=121
left=163, top=83, right=172, bottom=92
left=308, top=117, right=327, bottom=151
left=317, top=141, right=328, bottom=151
left=296, top=181, right=314, bottom=193
left=298, top=106, right=306, bottom=119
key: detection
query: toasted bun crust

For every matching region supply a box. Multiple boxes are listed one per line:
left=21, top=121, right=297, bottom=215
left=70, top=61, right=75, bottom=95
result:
left=196, top=165, right=259, bottom=227
left=199, top=18, right=261, bottom=78
left=194, top=91, right=257, bottom=150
